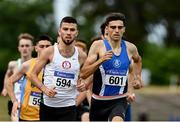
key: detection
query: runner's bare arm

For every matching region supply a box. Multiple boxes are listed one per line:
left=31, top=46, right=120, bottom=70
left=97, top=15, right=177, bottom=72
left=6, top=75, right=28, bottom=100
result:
left=30, top=48, right=50, bottom=89
left=76, top=91, right=87, bottom=106
left=129, top=43, right=143, bottom=88
left=127, top=64, right=136, bottom=102
left=128, top=64, right=135, bottom=92
left=6, top=61, right=29, bottom=103
left=1, top=61, right=16, bottom=96
left=29, top=47, right=57, bottom=97
left=80, top=41, right=113, bottom=79
left=78, top=48, right=87, bottom=67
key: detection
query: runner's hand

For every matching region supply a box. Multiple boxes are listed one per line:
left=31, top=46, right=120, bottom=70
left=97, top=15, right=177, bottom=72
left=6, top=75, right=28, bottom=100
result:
left=132, top=75, right=143, bottom=89
left=77, top=78, right=87, bottom=92
left=42, top=86, right=57, bottom=97
left=1, top=88, right=7, bottom=96
left=100, top=50, right=113, bottom=62
left=126, top=93, right=135, bottom=103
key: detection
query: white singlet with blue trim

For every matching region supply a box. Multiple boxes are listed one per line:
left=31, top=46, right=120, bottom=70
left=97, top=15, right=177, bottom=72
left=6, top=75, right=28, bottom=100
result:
left=14, top=59, right=24, bottom=103
left=42, top=43, right=80, bottom=107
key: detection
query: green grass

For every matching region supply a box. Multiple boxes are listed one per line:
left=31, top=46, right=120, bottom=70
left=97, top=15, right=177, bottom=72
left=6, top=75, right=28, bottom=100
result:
left=0, top=96, right=11, bottom=121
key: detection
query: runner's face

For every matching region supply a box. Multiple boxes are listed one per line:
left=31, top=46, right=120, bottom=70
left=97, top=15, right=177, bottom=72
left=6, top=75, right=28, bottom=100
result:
left=107, top=20, right=125, bottom=41
left=35, top=40, right=52, bottom=55
left=58, top=22, right=78, bottom=45
left=18, top=39, right=33, bottom=57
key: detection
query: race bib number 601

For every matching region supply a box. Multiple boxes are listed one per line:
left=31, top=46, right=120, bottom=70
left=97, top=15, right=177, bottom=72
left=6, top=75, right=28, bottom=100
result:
left=105, top=75, right=127, bottom=86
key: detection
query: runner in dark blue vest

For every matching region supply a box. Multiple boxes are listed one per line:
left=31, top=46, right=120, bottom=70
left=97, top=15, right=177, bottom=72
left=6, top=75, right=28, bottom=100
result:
left=78, top=12, right=142, bottom=121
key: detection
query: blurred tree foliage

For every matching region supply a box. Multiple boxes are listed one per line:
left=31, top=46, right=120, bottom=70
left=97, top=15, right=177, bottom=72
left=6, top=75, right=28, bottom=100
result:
left=0, top=0, right=55, bottom=90
left=0, top=0, right=55, bottom=50
left=0, top=0, right=180, bottom=88
left=72, top=0, right=180, bottom=47
left=71, top=0, right=180, bottom=85
left=143, top=43, right=180, bottom=85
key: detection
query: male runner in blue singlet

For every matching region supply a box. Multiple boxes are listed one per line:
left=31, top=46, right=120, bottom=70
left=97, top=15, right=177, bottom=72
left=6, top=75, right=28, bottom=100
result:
left=78, top=12, right=142, bottom=121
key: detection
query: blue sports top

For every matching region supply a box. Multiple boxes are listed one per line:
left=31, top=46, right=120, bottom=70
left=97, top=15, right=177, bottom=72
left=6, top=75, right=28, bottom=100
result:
left=92, top=39, right=131, bottom=100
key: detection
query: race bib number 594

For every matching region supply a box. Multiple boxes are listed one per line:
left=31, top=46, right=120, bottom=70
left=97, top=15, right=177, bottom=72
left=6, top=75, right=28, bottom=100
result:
left=105, top=75, right=127, bottom=86
left=56, top=77, right=71, bottom=88
left=54, top=71, right=74, bottom=88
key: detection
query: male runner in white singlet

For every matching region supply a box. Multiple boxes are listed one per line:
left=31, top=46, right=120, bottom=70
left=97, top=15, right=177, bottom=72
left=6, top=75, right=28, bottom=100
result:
left=30, top=16, right=87, bottom=121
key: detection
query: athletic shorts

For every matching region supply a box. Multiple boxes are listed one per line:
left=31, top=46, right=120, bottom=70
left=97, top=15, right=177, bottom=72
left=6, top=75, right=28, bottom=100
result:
left=90, top=97, right=128, bottom=121
left=125, top=104, right=131, bottom=121
left=8, top=100, right=13, bottom=116
left=40, top=102, right=77, bottom=121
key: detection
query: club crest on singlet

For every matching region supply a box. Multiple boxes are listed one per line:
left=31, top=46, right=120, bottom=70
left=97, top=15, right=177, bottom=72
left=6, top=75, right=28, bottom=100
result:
left=113, top=59, right=121, bottom=68
left=62, top=61, right=71, bottom=69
